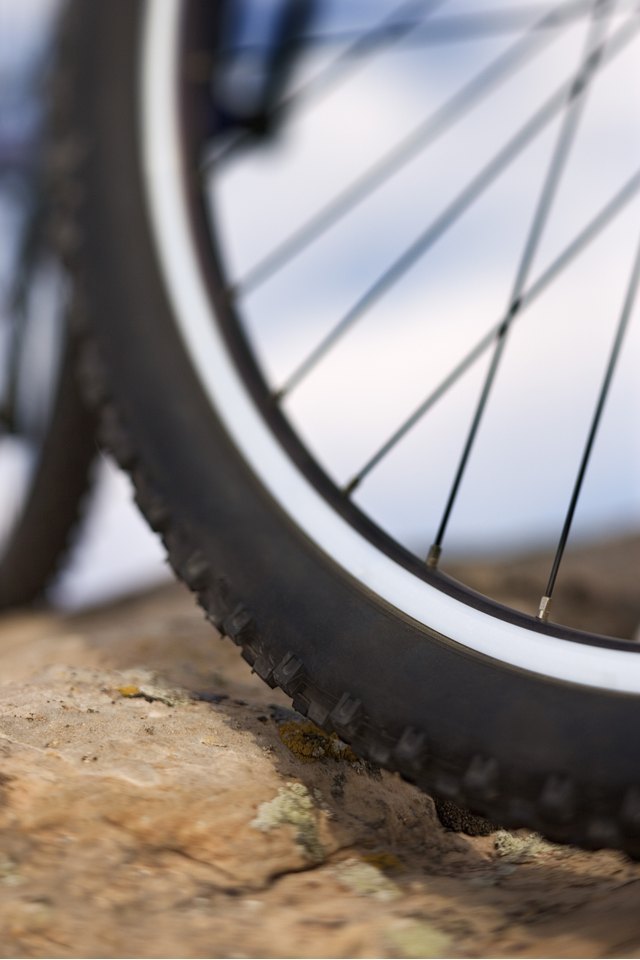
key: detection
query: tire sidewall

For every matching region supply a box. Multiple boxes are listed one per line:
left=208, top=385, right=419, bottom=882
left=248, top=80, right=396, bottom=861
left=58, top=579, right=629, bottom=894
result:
left=73, top=0, right=640, bottom=847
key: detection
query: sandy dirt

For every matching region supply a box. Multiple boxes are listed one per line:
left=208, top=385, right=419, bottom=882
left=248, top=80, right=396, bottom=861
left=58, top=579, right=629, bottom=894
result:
left=1, top=570, right=640, bottom=959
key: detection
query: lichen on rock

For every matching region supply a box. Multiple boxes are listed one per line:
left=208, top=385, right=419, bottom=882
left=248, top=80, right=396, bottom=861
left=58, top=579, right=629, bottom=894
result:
left=277, top=720, right=358, bottom=764
left=116, top=679, right=186, bottom=707
left=385, top=920, right=453, bottom=959
left=333, top=858, right=401, bottom=901
left=494, top=829, right=558, bottom=863
left=361, top=851, right=402, bottom=873
left=251, top=782, right=325, bottom=863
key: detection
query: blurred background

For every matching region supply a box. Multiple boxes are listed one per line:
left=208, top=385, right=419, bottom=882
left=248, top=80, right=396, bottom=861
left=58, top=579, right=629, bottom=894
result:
left=1, top=0, right=639, bottom=621
left=0, top=0, right=169, bottom=610
left=51, top=463, right=170, bottom=609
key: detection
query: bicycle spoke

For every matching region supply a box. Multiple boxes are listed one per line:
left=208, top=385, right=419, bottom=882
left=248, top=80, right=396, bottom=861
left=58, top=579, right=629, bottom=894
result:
left=230, top=3, right=578, bottom=297
left=537, top=232, right=640, bottom=621
left=274, top=0, right=446, bottom=106
left=342, top=167, right=640, bottom=495
left=427, top=0, right=612, bottom=568
left=387, top=1, right=634, bottom=43
left=225, top=1, right=632, bottom=51
left=275, top=14, right=640, bottom=401
left=209, top=0, right=448, bottom=168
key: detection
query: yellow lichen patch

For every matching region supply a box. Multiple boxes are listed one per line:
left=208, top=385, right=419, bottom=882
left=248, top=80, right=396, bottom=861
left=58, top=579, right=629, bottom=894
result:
left=116, top=683, right=178, bottom=706
left=278, top=720, right=358, bottom=764
left=361, top=851, right=402, bottom=873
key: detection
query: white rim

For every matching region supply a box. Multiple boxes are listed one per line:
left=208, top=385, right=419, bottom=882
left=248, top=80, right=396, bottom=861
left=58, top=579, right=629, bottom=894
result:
left=141, top=0, right=640, bottom=694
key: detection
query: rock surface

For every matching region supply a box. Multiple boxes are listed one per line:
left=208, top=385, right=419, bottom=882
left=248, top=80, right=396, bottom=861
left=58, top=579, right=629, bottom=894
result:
left=1, top=581, right=640, bottom=958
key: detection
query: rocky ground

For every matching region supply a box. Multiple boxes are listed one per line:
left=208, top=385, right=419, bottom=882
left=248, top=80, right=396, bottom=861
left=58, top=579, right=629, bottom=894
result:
left=1, top=550, right=640, bottom=959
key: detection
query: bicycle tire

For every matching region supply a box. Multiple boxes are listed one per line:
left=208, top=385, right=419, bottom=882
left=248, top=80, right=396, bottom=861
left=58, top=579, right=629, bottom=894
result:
left=0, top=190, right=96, bottom=607
left=58, top=0, right=640, bottom=853
left=0, top=324, right=95, bottom=610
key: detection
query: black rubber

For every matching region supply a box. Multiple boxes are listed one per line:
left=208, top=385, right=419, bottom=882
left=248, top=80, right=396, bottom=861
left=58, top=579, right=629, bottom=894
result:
left=55, top=0, right=640, bottom=854
left=0, top=325, right=95, bottom=609
left=0, top=9, right=97, bottom=610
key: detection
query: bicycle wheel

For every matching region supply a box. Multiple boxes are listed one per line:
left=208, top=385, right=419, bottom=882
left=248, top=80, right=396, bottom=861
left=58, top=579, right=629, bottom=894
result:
left=0, top=250, right=95, bottom=609
left=0, top=3, right=95, bottom=609
left=61, top=0, right=640, bottom=851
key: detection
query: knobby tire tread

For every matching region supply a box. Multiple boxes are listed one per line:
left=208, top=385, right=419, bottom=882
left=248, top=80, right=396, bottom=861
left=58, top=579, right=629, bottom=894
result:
left=51, top=0, right=640, bottom=857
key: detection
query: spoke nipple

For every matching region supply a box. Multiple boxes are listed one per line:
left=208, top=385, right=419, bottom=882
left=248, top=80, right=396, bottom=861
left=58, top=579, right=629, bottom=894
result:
left=426, top=544, right=442, bottom=569
left=538, top=595, right=552, bottom=622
